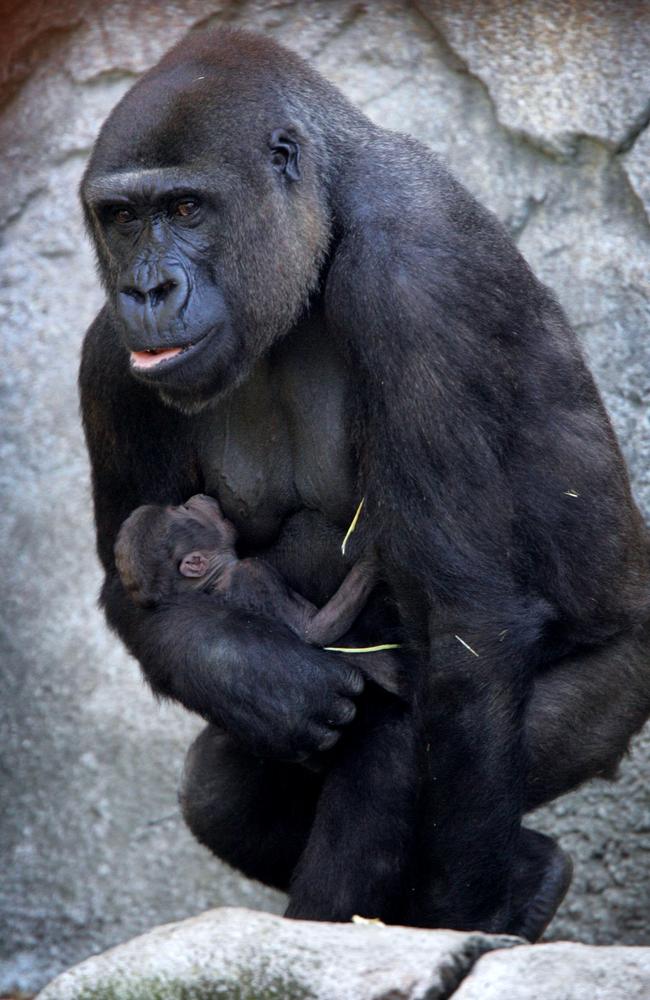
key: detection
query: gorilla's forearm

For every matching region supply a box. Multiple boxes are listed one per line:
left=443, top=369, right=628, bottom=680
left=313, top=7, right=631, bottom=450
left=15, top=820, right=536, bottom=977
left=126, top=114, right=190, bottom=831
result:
left=100, top=572, right=364, bottom=760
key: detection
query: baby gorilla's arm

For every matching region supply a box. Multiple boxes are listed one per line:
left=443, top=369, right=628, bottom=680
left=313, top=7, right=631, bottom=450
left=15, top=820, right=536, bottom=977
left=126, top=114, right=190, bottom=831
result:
left=222, top=555, right=402, bottom=696
left=302, top=554, right=378, bottom=646
left=223, top=555, right=377, bottom=647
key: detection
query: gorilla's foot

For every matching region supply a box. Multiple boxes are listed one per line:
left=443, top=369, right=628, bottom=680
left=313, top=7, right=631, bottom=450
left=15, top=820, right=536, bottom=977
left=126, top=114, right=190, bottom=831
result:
left=284, top=893, right=354, bottom=923
left=285, top=886, right=386, bottom=924
left=507, top=828, right=573, bottom=942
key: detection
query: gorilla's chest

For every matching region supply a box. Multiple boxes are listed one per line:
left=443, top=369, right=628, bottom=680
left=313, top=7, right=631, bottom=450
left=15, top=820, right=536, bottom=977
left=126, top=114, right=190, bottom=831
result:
left=196, top=328, right=357, bottom=557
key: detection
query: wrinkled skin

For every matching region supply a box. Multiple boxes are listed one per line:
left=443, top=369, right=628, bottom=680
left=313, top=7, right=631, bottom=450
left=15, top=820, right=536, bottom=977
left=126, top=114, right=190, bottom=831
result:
left=79, top=27, right=650, bottom=934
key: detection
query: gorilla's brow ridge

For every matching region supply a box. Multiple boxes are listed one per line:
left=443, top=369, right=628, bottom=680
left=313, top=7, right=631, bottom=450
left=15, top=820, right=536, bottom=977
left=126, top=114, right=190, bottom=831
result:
left=83, top=168, right=215, bottom=204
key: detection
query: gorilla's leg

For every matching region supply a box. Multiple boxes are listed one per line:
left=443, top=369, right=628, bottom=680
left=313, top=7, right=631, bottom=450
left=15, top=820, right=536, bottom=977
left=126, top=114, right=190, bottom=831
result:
left=524, top=625, right=650, bottom=811
left=490, top=628, right=650, bottom=939
left=286, top=689, right=417, bottom=923
left=179, top=725, right=321, bottom=890
left=506, top=829, right=573, bottom=941
left=405, top=627, right=650, bottom=938
left=181, top=630, right=649, bottom=934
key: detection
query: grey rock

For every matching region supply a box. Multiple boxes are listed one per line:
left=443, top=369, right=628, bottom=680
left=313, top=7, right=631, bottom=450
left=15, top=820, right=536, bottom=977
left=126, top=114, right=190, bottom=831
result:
left=623, top=127, right=650, bottom=223
left=424, top=0, right=650, bottom=156
left=453, top=941, right=650, bottom=999
left=36, top=907, right=520, bottom=1000
left=2, top=0, right=650, bottom=994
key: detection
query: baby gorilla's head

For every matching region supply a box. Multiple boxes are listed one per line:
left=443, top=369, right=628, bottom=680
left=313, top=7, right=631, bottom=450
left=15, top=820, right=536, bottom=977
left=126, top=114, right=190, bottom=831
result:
left=115, top=494, right=237, bottom=607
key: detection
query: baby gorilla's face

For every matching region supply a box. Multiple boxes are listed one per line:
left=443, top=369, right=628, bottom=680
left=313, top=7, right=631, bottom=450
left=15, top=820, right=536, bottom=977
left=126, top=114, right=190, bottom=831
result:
left=115, top=494, right=238, bottom=608
left=169, top=494, right=237, bottom=580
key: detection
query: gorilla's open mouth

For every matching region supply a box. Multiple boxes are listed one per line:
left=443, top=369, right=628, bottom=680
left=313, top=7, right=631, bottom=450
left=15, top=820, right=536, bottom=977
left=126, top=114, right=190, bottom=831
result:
left=129, top=330, right=212, bottom=374
left=130, top=346, right=186, bottom=369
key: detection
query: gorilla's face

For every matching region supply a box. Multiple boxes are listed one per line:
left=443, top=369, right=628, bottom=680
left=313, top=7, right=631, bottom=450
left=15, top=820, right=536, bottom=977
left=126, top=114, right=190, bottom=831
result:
left=84, top=165, right=235, bottom=402
left=81, top=67, right=330, bottom=411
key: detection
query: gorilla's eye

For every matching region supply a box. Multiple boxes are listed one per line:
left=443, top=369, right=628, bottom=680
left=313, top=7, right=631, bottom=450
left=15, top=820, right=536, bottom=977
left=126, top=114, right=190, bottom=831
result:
left=173, top=199, right=200, bottom=218
left=112, top=206, right=136, bottom=225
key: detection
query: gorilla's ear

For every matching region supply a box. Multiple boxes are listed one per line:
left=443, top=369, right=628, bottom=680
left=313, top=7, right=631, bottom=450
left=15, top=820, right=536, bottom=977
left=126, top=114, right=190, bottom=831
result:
left=269, top=129, right=301, bottom=181
left=179, top=551, right=210, bottom=578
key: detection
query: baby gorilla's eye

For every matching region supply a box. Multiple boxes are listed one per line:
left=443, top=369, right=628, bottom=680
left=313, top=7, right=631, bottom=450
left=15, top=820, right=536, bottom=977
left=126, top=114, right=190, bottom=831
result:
left=173, top=199, right=200, bottom=218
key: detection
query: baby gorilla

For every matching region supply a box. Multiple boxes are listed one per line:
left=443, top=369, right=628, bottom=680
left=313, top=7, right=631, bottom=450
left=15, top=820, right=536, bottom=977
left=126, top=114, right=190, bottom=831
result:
left=115, top=494, right=416, bottom=921
left=115, top=494, right=400, bottom=690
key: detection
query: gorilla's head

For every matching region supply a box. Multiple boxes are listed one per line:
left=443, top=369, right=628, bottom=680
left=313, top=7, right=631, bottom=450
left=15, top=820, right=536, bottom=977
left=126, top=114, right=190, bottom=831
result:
left=80, top=29, right=356, bottom=410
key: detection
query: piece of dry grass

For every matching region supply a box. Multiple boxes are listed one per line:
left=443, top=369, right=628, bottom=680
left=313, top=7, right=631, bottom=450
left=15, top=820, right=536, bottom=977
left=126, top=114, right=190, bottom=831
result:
left=341, top=496, right=365, bottom=555
left=454, top=634, right=480, bottom=657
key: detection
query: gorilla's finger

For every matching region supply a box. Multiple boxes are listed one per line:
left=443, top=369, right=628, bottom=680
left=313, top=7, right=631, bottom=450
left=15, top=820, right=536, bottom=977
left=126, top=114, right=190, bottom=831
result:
left=323, top=697, right=357, bottom=727
left=309, top=724, right=341, bottom=753
left=332, top=663, right=364, bottom=697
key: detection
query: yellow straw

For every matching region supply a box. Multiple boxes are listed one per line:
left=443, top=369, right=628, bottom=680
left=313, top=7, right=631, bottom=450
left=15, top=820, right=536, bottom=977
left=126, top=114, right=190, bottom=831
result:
left=324, top=643, right=402, bottom=653
left=341, top=497, right=365, bottom=556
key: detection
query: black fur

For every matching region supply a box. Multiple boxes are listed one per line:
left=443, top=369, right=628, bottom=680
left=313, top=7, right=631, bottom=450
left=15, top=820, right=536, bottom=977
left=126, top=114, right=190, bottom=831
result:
left=79, top=27, right=650, bottom=934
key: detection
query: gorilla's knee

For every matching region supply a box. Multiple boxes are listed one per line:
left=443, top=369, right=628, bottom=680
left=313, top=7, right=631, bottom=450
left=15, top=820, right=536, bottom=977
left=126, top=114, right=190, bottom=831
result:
left=179, top=724, right=319, bottom=889
left=179, top=725, right=236, bottom=850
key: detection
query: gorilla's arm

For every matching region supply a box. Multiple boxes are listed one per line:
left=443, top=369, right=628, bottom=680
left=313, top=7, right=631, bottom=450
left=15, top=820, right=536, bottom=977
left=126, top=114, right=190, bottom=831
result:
left=80, top=311, right=363, bottom=761
left=325, top=155, right=646, bottom=928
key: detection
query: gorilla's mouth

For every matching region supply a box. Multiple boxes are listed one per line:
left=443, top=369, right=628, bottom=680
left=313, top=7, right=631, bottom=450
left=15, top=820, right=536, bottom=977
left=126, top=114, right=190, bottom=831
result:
left=129, top=331, right=211, bottom=374
left=130, top=346, right=185, bottom=369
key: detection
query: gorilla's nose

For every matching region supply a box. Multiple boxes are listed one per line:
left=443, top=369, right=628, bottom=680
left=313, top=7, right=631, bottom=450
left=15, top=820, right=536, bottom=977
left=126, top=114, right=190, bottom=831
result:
left=119, top=263, right=189, bottom=334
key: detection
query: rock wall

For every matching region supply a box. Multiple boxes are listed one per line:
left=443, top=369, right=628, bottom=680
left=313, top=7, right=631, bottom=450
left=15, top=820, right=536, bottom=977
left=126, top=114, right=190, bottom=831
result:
left=1, top=1, right=648, bottom=993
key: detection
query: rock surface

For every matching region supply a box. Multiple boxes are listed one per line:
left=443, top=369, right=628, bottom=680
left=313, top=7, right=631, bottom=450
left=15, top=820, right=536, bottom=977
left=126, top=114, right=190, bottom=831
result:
left=36, top=908, right=519, bottom=1000
left=2, top=0, right=649, bottom=993
left=34, top=910, right=650, bottom=1000
left=454, top=941, right=650, bottom=1000
left=423, top=0, right=650, bottom=156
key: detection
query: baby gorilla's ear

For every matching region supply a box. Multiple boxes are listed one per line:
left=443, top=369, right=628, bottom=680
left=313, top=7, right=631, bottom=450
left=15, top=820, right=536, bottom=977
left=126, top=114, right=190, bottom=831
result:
left=179, top=551, right=210, bottom=578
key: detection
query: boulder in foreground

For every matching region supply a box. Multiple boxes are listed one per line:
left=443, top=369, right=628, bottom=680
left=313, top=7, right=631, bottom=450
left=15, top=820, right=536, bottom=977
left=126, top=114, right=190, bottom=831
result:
left=455, top=940, right=650, bottom=1000
left=36, top=906, right=650, bottom=1000
left=36, top=906, right=517, bottom=1000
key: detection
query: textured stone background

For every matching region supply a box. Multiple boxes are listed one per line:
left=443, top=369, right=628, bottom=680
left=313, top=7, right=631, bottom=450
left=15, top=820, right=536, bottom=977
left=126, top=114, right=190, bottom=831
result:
left=1, top=1, right=648, bottom=993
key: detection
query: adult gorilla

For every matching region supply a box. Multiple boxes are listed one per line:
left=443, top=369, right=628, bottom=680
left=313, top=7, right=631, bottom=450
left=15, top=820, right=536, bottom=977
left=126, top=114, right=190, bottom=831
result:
left=79, top=28, right=650, bottom=937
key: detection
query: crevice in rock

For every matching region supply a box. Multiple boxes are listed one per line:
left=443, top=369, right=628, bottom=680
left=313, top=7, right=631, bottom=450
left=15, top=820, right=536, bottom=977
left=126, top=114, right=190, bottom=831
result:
left=411, top=2, right=650, bottom=168
left=409, top=2, right=572, bottom=166
left=435, top=934, right=522, bottom=1000
left=67, top=67, right=139, bottom=89
left=189, top=0, right=367, bottom=56
left=615, top=98, right=650, bottom=155
left=190, top=4, right=280, bottom=32
left=615, top=176, right=650, bottom=230
left=505, top=193, right=547, bottom=241
left=0, top=184, right=47, bottom=231
left=306, top=2, right=369, bottom=59
left=0, top=138, right=97, bottom=231
left=52, top=146, right=94, bottom=166
left=358, top=73, right=416, bottom=112
left=409, top=2, right=471, bottom=76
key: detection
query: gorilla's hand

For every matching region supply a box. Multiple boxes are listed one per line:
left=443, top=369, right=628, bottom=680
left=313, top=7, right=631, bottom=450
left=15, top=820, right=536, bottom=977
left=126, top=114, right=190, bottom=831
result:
left=215, top=624, right=365, bottom=761
left=104, top=577, right=364, bottom=761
